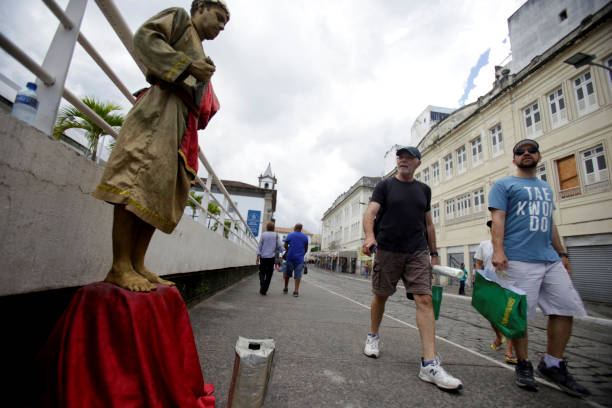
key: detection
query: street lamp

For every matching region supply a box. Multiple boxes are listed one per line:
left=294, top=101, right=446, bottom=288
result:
left=564, top=52, right=612, bottom=73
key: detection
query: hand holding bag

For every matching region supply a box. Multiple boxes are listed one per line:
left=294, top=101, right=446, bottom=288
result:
left=471, top=269, right=527, bottom=339
left=273, top=233, right=281, bottom=265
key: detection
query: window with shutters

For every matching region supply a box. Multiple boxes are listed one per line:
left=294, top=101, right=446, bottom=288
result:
left=523, top=102, right=542, bottom=138
left=444, top=154, right=453, bottom=179
left=473, top=187, right=485, bottom=213
left=432, top=162, right=440, bottom=185
left=456, top=145, right=467, bottom=174
left=423, top=168, right=430, bottom=185
left=537, top=165, right=547, bottom=182
left=415, top=172, right=421, bottom=181
left=456, top=193, right=471, bottom=217
left=471, top=136, right=484, bottom=165
left=573, top=70, right=598, bottom=116
left=490, top=124, right=503, bottom=157
left=432, top=203, right=440, bottom=225
left=445, top=199, right=455, bottom=221
left=556, top=155, right=581, bottom=199
left=581, top=145, right=609, bottom=193
left=548, top=87, right=567, bottom=128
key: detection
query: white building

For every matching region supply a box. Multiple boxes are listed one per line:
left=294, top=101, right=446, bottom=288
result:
left=320, top=176, right=381, bottom=273
left=185, top=164, right=277, bottom=238
left=410, top=105, right=454, bottom=146
left=507, top=0, right=609, bottom=73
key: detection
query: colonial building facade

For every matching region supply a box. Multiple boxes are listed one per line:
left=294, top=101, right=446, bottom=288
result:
left=319, top=176, right=381, bottom=273
left=408, top=3, right=612, bottom=302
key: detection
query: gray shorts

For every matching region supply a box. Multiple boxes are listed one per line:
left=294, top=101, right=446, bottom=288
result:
left=372, top=248, right=432, bottom=297
left=506, top=260, right=587, bottom=320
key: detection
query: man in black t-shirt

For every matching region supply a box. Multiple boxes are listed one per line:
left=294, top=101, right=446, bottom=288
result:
left=361, top=146, right=463, bottom=391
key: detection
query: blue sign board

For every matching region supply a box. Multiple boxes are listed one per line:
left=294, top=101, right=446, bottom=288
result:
left=247, top=210, right=261, bottom=237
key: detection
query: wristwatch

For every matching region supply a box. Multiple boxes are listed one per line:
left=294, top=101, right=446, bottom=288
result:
left=430, top=251, right=439, bottom=257
left=558, top=252, right=569, bottom=258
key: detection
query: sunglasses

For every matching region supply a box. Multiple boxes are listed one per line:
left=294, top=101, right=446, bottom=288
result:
left=514, top=147, right=539, bottom=156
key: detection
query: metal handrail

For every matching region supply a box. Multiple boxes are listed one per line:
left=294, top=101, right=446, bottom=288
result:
left=0, top=0, right=259, bottom=250
left=42, top=0, right=75, bottom=30
left=198, top=150, right=258, bottom=243
left=0, top=33, right=55, bottom=86
left=77, top=33, right=136, bottom=104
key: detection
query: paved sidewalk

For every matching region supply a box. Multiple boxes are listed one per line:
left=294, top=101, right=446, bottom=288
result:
left=189, top=270, right=603, bottom=407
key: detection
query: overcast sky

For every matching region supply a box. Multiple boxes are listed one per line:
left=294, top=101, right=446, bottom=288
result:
left=1, top=0, right=527, bottom=234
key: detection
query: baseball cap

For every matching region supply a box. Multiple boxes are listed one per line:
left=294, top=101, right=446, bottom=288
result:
left=513, top=139, right=539, bottom=154
left=396, top=146, right=421, bottom=160
left=486, top=220, right=492, bottom=228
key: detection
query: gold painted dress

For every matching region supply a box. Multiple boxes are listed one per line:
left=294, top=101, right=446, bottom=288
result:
left=93, top=8, right=215, bottom=233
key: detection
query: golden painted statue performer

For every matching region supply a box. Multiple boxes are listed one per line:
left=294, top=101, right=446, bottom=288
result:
left=92, top=0, right=229, bottom=292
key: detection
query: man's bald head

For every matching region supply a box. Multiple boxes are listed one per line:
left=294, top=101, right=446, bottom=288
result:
left=294, top=223, right=303, bottom=231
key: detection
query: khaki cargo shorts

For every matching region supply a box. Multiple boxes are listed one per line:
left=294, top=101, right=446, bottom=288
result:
left=372, top=248, right=432, bottom=297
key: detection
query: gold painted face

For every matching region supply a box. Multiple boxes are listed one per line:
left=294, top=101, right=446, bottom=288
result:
left=192, top=5, right=228, bottom=41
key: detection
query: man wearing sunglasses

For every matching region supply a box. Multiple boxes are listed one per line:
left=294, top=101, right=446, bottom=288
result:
left=488, top=139, right=589, bottom=397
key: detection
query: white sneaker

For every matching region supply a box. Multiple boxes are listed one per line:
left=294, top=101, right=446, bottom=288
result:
left=364, top=334, right=379, bottom=358
left=418, top=358, right=463, bottom=390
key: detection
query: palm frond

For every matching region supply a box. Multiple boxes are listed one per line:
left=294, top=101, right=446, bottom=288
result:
left=53, top=96, right=127, bottom=161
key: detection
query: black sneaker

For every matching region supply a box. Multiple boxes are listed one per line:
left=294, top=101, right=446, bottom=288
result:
left=293, top=291, right=299, bottom=297
left=515, top=360, right=538, bottom=391
left=537, top=358, right=591, bottom=397
left=283, top=288, right=288, bottom=294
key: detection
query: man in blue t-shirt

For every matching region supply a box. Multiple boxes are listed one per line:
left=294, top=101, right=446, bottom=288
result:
left=283, top=223, right=309, bottom=297
left=489, top=139, right=589, bottom=397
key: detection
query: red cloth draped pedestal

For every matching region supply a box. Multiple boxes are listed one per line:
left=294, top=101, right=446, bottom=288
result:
left=39, top=282, right=214, bottom=407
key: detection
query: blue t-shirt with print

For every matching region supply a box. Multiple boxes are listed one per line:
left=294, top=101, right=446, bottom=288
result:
left=488, top=176, right=560, bottom=263
left=285, top=231, right=309, bottom=264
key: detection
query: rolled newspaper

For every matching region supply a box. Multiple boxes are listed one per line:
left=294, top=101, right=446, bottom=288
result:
left=432, top=265, right=464, bottom=278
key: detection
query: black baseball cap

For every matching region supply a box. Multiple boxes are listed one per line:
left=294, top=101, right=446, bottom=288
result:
left=396, top=146, right=421, bottom=160
left=513, top=139, right=539, bottom=154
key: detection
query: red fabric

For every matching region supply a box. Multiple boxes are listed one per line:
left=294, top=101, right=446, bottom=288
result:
left=180, top=83, right=220, bottom=175
left=38, top=282, right=215, bottom=408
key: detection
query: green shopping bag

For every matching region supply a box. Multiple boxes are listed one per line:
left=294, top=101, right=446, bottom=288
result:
left=432, top=286, right=443, bottom=320
left=471, top=270, right=527, bottom=339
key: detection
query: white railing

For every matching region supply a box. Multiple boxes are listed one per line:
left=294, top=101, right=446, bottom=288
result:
left=0, top=0, right=258, bottom=252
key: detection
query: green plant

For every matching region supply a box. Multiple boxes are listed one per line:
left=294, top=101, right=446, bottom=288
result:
left=185, top=192, right=204, bottom=219
left=53, top=96, right=124, bottom=162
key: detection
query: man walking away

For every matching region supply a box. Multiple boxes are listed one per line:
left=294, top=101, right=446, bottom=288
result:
left=489, top=139, right=590, bottom=397
left=256, top=221, right=282, bottom=295
left=362, top=146, right=462, bottom=391
left=283, top=224, right=309, bottom=297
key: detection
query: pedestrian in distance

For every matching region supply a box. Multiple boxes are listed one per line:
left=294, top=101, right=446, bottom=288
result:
left=283, top=224, right=309, bottom=297
left=256, top=221, right=282, bottom=296
left=362, top=146, right=463, bottom=391
left=92, top=0, right=229, bottom=292
left=474, top=220, right=516, bottom=365
left=458, top=263, right=467, bottom=295
left=489, top=139, right=590, bottom=397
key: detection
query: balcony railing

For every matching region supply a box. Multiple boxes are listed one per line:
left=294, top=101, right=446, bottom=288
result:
left=559, top=186, right=582, bottom=199
left=0, top=0, right=258, bottom=252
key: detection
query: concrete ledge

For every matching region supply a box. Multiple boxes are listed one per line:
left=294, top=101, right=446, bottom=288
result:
left=0, top=112, right=255, bottom=296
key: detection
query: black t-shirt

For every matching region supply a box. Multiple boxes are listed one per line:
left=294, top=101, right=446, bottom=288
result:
left=371, top=177, right=431, bottom=253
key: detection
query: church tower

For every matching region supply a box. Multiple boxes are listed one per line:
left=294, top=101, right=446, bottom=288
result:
left=258, top=163, right=277, bottom=226
left=258, top=163, right=277, bottom=190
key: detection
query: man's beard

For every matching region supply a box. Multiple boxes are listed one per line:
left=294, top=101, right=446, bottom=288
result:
left=517, top=159, right=538, bottom=169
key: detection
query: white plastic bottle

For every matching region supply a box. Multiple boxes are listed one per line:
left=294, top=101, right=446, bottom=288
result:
left=11, top=82, right=39, bottom=125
